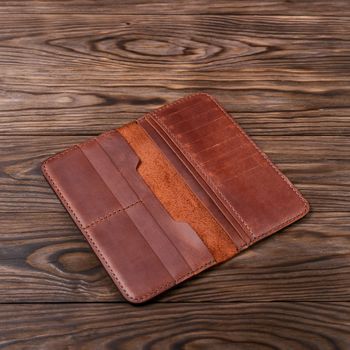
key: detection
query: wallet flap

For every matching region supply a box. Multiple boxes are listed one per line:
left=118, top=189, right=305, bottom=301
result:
left=142, top=93, right=309, bottom=247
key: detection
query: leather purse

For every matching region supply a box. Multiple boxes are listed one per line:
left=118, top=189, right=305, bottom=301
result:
left=42, top=93, right=309, bottom=303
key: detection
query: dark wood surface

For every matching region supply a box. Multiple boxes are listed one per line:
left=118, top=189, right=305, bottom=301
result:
left=0, top=1, right=349, bottom=348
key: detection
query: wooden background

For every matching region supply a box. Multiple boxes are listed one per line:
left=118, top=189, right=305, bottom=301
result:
left=0, top=1, right=349, bottom=348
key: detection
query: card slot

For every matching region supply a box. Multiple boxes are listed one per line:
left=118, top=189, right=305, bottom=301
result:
left=42, top=146, right=123, bottom=228
left=194, top=135, right=239, bottom=158
left=218, top=154, right=263, bottom=184
left=195, top=131, right=248, bottom=165
left=157, top=97, right=206, bottom=126
left=221, top=165, right=299, bottom=238
left=176, top=115, right=226, bottom=139
left=167, top=107, right=222, bottom=132
left=148, top=115, right=254, bottom=244
left=199, top=140, right=248, bottom=167
left=206, top=150, right=258, bottom=176
left=44, top=130, right=216, bottom=301
left=95, top=131, right=215, bottom=273
left=86, top=208, right=176, bottom=302
left=140, top=117, right=251, bottom=249
left=124, top=201, right=192, bottom=281
left=223, top=162, right=266, bottom=187
left=179, top=122, right=236, bottom=150
left=79, top=139, right=139, bottom=208
left=148, top=93, right=309, bottom=245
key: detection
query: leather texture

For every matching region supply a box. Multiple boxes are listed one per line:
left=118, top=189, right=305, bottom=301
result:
left=42, top=93, right=309, bottom=303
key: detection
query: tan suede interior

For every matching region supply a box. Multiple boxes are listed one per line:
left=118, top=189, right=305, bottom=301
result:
left=118, top=122, right=237, bottom=263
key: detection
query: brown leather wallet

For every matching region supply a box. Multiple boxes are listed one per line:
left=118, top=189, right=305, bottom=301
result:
left=42, top=93, right=310, bottom=303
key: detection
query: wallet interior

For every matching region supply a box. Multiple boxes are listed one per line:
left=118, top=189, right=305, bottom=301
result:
left=119, top=122, right=237, bottom=263
left=42, top=93, right=309, bottom=303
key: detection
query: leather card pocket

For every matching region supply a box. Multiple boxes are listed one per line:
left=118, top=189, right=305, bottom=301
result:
left=42, top=130, right=214, bottom=303
left=144, top=93, right=309, bottom=247
left=140, top=116, right=250, bottom=250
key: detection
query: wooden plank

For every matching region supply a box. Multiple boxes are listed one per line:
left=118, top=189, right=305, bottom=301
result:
left=0, top=210, right=349, bottom=303
left=1, top=1, right=350, bottom=16
left=0, top=302, right=349, bottom=349
left=0, top=135, right=348, bottom=213
left=0, top=15, right=348, bottom=73
left=0, top=15, right=349, bottom=135
left=0, top=1, right=348, bottom=347
left=1, top=109, right=349, bottom=136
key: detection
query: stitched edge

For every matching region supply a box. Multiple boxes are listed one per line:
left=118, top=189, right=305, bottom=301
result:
left=83, top=200, right=143, bottom=229
left=146, top=92, right=309, bottom=248
left=42, top=130, right=215, bottom=302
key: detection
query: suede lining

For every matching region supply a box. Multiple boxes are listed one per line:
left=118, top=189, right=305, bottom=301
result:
left=118, top=122, right=237, bottom=263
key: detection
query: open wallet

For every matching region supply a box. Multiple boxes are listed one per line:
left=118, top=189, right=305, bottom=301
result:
left=42, top=93, right=310, bottom=303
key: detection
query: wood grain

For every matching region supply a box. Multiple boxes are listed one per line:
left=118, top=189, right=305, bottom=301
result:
left=1, top=1, right=350, bottom=15
left=1, top=109, right=350, bottom=136
left=0, top=303, right=349, bottom=350
left=0, top=1, right=349, bottom=347
left=0, top=15, right=349, bottom=135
